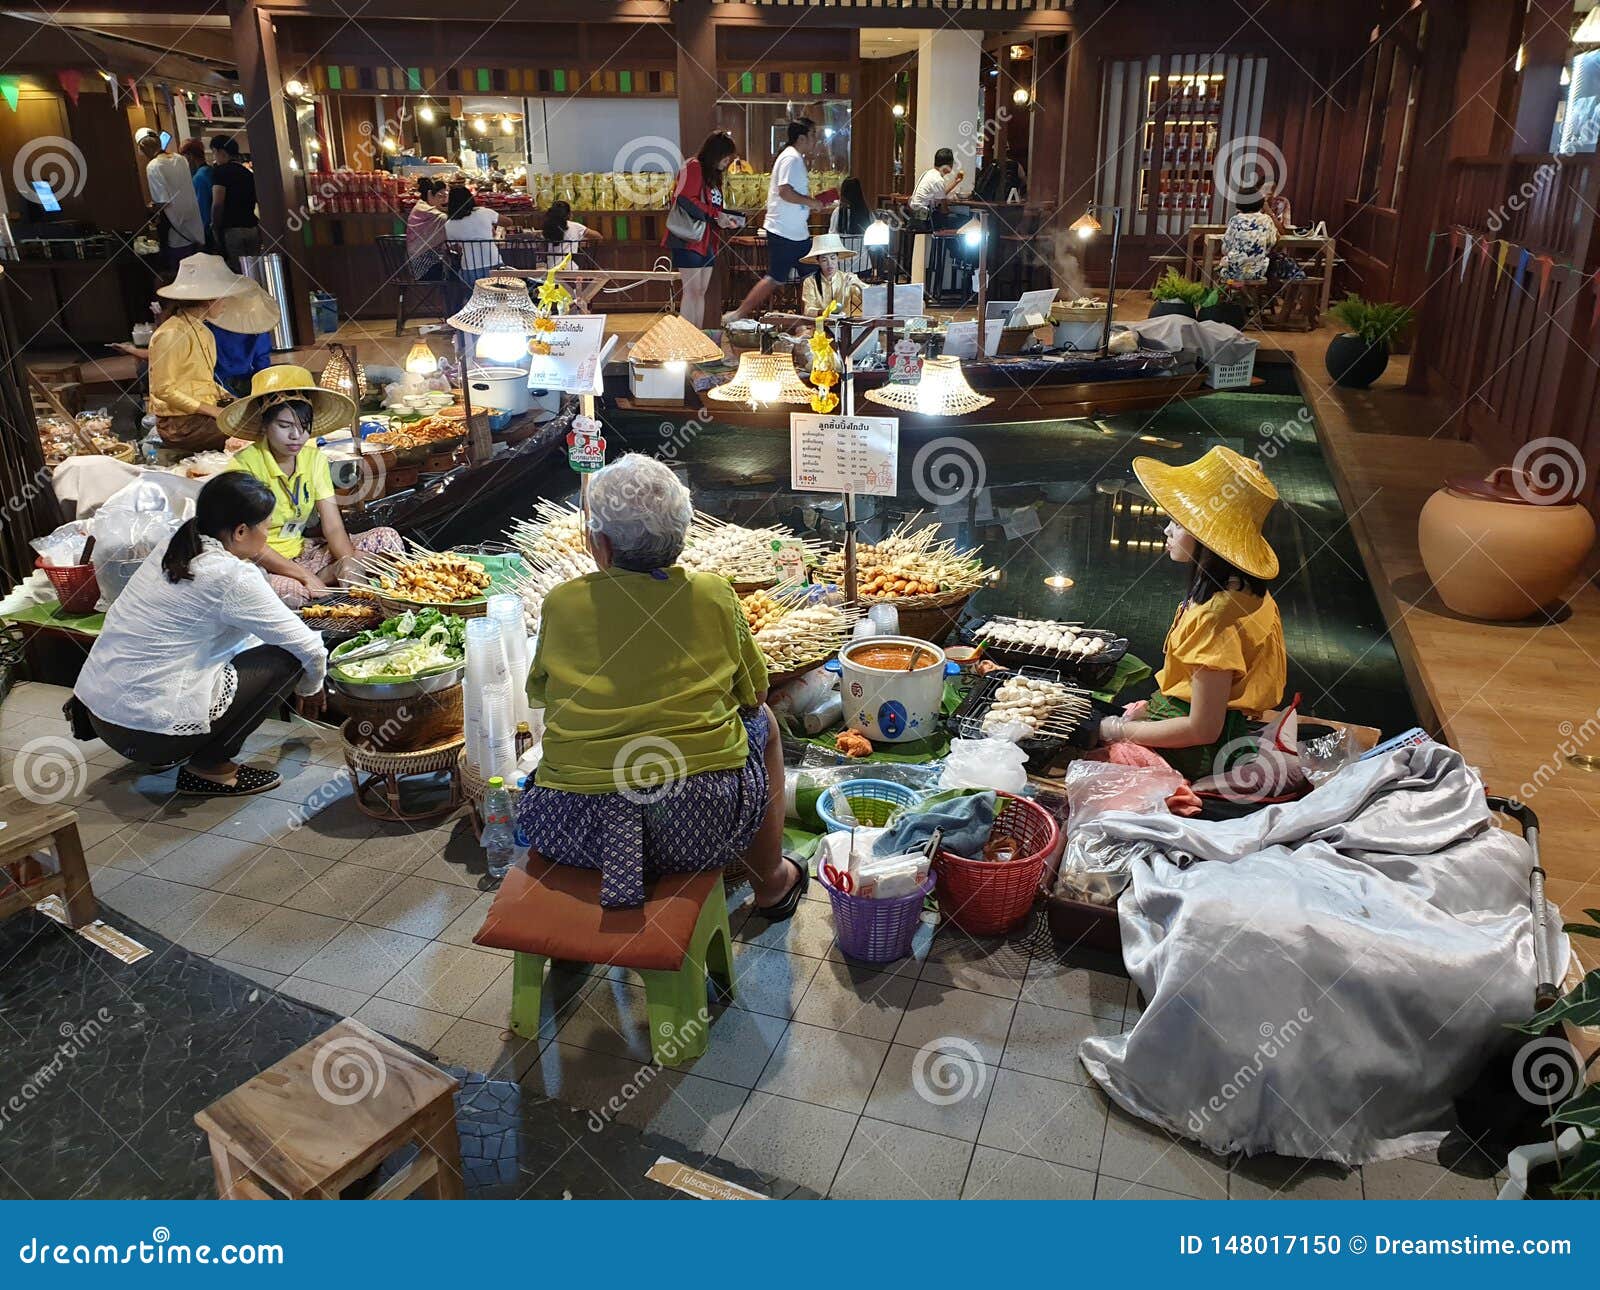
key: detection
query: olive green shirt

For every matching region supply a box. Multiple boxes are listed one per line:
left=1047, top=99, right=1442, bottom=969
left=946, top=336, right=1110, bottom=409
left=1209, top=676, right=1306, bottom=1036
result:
left=528, top=566, right=769, bottom=794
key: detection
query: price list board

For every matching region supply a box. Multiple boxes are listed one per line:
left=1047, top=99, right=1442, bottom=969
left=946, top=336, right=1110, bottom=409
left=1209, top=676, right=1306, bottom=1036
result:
left=789, top=414, right=899, bottom=497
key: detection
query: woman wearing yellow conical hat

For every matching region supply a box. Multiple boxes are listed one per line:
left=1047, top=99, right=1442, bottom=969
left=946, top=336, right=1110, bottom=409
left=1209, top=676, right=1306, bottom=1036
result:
left=1100, top=445, right=1287, bottom=779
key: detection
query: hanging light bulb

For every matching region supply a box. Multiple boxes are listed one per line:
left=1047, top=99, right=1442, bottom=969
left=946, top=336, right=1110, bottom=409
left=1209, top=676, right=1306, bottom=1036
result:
left=473, top=117, right=488, bottom=135
left=891, top=103, right=905, bottom=119
left=419, top=102, right=436, bottom=123
left=1012, top=86, right=1032, bottom=106
left=283, top=79, right=307, bottom=99
left=476, top=304, right=529, bottom=364
left=501, top=115, right=514, bottom=135
left=404, top=340, right=439, bottom=375
left=959, top=215, right=984, bottom=247
left=863, top=220, right=891, bottom=250
left=1070, top=210, right=1102, bottom=240
left=381, top=136, right=398, bottom=153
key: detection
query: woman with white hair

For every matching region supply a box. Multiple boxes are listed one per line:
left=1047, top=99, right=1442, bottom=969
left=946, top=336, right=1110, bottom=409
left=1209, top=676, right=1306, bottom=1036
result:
left=517, top=454, right=807, bottom=916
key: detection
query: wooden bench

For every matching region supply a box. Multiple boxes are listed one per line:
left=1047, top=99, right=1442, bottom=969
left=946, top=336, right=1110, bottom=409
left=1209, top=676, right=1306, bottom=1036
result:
left=474, top=856, right=735, bottom=1066
left=195, top=1019, right=462, bottom=1199
left=0, top=786, right=96, bottom=928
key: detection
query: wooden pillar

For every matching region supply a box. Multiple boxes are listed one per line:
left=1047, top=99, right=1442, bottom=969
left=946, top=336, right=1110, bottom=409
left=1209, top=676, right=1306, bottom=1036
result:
left=1512, top=0, right=1572, bottom=155
left=676, top=0, right=719, bottom=160
left=856, top=56, right=908, bottom=206
left=229, top=0, right=314, bottom=345
left=1060, top=3, right=1104, bottom=266
left=1029, top=34, right=1070, bottom=209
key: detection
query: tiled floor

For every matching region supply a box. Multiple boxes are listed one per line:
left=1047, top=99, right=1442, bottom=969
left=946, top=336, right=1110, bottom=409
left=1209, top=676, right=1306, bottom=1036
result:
left=2, top=680, right=1503, bottom=1200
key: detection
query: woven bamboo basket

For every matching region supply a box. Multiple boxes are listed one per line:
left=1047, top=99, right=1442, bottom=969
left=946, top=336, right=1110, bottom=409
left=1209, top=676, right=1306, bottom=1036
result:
left=334, top=684, right=464, bottom=752
left=859, top=586, right=977, bottom=645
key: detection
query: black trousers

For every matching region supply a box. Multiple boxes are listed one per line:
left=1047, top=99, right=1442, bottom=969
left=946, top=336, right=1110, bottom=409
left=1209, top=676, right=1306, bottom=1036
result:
left=87, top=645, right=304, bottom=769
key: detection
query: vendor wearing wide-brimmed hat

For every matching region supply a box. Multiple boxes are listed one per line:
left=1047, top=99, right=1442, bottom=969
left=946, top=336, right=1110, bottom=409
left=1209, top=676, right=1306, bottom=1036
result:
left=1098, top=445, right=1287, bottom=779
left=147, top=253, right=251, bottom=451
left=207, top=280, right=279, bottom=397
left=799, top=232, right=864, bottom=319
left=221, top=365, right=404, bottom=608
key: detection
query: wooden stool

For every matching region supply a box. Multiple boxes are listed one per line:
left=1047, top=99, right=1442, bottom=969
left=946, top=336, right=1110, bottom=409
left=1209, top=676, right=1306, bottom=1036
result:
left=194, top=1019, right=463, bottom=1199
left=341, top=724, right=464, bottom=822
left=0, top=786, right=96, bottom=928
left=474, top=857, right=735, bottom=1066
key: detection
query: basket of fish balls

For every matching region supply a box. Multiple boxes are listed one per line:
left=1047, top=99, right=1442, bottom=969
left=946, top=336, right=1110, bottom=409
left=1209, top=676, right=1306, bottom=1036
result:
left=949, top=668, right=1104, bottom=769
left=966, top=615, right=1130, bottom=689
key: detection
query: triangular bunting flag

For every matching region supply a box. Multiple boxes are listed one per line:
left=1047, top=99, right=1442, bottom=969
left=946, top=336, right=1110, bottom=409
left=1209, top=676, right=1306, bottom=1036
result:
left=1424, top=232, right=1438, bottom=273
left=0, top=77, right=20, bottom=113
left=1461, top=234, right=1473, bottom=282
left=1537, top=255, right=1554, bottom=300
left=1496, top=240, right=1510, bottom=279
left=106, top=75, right=119, bottom=109
left=57, top=69, right=82, bottom=106
left=1515, top=247, right=1530, bottom=288
left=197, top=94, right=214, bottom=121
left=126, top=76, right=139, bottom=106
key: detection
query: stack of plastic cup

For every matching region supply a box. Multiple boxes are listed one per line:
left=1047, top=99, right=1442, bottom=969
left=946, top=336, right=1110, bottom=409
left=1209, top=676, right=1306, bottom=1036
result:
left=486, top=593, right=531, bottom=732
left=464, top=617, right=515, bottom=779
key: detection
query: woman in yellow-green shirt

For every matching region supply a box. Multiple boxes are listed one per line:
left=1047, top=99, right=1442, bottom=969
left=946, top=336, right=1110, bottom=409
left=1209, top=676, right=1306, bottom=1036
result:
left=218, top=365, right=403, bottom=608
left=1099, top=445, right=1288, bottom=780
left=517, top=454, right=807, bottom=917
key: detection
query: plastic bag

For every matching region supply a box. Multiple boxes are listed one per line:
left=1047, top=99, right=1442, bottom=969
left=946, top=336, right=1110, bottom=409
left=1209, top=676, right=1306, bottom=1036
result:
left=938, top=737, right=1028, bottom=794
left=1300, top=725, right=1356, bottom=786
left=1055, top=759, right=1183, bottom=905
left=89, top=480, right=185, bottom=604
left=30, top=520, right=93, bottom=567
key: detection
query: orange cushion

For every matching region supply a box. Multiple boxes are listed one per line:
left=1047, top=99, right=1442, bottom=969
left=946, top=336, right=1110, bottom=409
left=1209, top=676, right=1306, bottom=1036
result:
left=473, top=854, right=722, bottom=972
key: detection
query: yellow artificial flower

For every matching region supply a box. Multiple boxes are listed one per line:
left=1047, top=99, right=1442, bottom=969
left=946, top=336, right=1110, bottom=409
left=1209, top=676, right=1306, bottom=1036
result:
left=810, top=390, right=839, bottom=414
left=810, top=368, right=839, bottom=388
left=537, top=255, right=574, bottom=311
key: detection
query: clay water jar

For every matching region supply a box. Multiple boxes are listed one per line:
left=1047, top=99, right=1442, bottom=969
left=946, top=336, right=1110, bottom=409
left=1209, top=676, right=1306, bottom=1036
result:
left=1417, top=466, right=1595, bottom=620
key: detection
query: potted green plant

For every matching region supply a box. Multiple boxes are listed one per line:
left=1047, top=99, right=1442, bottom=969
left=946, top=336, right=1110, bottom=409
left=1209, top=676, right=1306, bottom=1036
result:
left=1197, top=284, right=1248, bottom=329
left=1325, top=294, right=1414, bottom=388
left=1506, top=905, right=1600, bottom=1198
left=1150, top=268, right=1205, bottom=320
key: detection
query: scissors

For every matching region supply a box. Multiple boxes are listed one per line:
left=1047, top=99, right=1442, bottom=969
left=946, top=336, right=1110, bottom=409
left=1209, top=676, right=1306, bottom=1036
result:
left=821, top=860, right=854, bottom=894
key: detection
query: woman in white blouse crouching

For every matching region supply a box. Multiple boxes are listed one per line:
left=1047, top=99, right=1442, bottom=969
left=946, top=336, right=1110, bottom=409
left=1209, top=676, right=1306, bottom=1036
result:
left=72, top=473, right=328, bottom=797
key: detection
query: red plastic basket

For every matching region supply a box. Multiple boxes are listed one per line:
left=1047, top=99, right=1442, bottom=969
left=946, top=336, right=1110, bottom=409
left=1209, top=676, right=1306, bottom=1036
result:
left=934, top=791, right=1059, bottom=934
left=36, top=559, right=101, bottom=615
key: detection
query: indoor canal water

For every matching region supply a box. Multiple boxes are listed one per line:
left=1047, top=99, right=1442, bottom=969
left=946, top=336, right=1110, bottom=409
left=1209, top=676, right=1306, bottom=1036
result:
left=459, top=391, right=1415, bottom=734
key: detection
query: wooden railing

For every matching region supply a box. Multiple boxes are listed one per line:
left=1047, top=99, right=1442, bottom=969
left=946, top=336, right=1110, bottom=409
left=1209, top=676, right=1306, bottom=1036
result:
left=1411, top=154, right=1600, bottom=510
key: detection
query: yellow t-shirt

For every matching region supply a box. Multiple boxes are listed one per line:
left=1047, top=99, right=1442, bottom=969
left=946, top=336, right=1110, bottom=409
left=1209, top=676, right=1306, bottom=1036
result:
left=529, top=566, right=769, bottom=794
left=1155, top=589, right=1286, bottom=717
left=228, top=440, right=335, bottom=559
left=146, top=310, right=224, bottom=418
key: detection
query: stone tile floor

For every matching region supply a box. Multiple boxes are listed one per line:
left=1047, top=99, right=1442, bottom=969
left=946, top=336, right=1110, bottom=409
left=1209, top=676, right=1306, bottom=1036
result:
left=2, top=682, right=1503, bottom=1200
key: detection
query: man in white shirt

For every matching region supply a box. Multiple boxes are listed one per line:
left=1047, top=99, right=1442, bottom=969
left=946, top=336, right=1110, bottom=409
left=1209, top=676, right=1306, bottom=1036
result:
left=725, top=117, right=837, bottom=323
left=909, top=148, right=965, bottom=227
left=137, top=128, right=205, bottom=269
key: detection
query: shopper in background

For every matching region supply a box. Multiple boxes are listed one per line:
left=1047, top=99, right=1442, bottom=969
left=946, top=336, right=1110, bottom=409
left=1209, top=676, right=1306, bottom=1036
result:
left=71, top=472, right=327, bottom=798
left=724, top=117, right=836, bottom=324
left=137, top=128, right=205, bottom=271
left=828, top=176, right=875, bottom=273
left=445, top=183, right=506, bottom=284
left=405, top=177, right=449, bottom=278
left=541, top=199, right=602, bottom=267
left=209, top=135, right=261, bottom=270
left=908, top=147, right=965, bottom=227
left=665, top=130, right=742, bottom=328
left=179, top=138, right=215, bottom=252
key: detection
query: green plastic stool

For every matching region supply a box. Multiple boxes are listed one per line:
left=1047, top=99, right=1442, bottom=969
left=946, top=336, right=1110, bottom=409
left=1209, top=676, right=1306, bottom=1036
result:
left=508, top=878, right=736, bottom=1066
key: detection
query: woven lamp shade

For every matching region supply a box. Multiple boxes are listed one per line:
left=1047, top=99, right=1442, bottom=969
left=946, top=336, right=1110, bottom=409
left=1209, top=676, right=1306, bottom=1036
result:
left=705, top=351, right=813, bottom=406
left=629, top=314, right=724, bottom=366
left=864, top=356, right=993, bottom=416
left=448, top=279, right=541, bottom=334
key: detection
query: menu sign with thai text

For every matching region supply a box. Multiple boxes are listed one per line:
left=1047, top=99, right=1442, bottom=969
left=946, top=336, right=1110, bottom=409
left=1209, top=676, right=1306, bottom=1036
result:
left=789, top=414, right=898, bottom=497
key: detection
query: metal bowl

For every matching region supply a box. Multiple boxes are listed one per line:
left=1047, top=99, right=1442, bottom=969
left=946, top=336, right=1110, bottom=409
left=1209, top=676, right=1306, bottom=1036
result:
left=327, top=662, right=465, bottom=701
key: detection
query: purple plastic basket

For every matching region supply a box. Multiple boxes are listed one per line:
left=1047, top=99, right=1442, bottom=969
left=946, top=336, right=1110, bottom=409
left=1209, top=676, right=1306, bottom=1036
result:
left=822, top=868, right=935, bottom=964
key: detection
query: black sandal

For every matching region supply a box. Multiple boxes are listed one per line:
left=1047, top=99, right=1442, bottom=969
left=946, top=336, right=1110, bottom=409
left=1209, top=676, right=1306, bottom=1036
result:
left=753, top=857, right=809, bottom=923
left=175, top=765, right=281, bottom=797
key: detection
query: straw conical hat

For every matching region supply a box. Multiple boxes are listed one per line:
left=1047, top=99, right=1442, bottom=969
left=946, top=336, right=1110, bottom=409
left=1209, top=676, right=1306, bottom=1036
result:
left=156, top=253, right=250, bottom=301
left=216, top=364, right=357, bottom=440
left=1132, top=444, right=1279, bottom=580
left=801, top=233, right=852, bottom=264
left=629, top=314, right=723, bottom=365
left=208, top=281, right=280, bottom=334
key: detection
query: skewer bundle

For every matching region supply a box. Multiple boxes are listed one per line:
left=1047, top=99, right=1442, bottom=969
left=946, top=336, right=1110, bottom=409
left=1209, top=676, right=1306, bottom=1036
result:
left=507, top=501, right=597, bottom=629
left=977, top=616, right=1113, bottom=661
left=743, top=587, right=860, bottom=676
left=352, top=542, right=491, bottom=609
left=822, top=514, right=991, bottom=608
left=679, top=512, right=826, bottom=587
left=978, top=674, right=1094, bottom=739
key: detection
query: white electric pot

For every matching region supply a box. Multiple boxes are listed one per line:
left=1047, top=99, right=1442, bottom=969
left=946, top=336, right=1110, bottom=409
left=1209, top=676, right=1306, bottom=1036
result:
left=835, top=635, right=949, bottom=744
left=466, top=366, right=533, bottom=414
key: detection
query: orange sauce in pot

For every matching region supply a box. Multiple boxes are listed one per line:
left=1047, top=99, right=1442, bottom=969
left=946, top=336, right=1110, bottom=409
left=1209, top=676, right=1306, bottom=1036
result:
left=848, top=644, right=936, bottom=670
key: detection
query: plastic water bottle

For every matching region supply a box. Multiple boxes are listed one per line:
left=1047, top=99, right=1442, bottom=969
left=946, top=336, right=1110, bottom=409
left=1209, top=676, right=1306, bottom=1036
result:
left=481, top=776, right=518, bottom=882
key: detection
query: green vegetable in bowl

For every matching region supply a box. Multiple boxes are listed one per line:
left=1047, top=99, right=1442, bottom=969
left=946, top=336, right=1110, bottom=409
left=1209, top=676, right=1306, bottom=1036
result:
left=330, top=607, right=467, bottom=682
